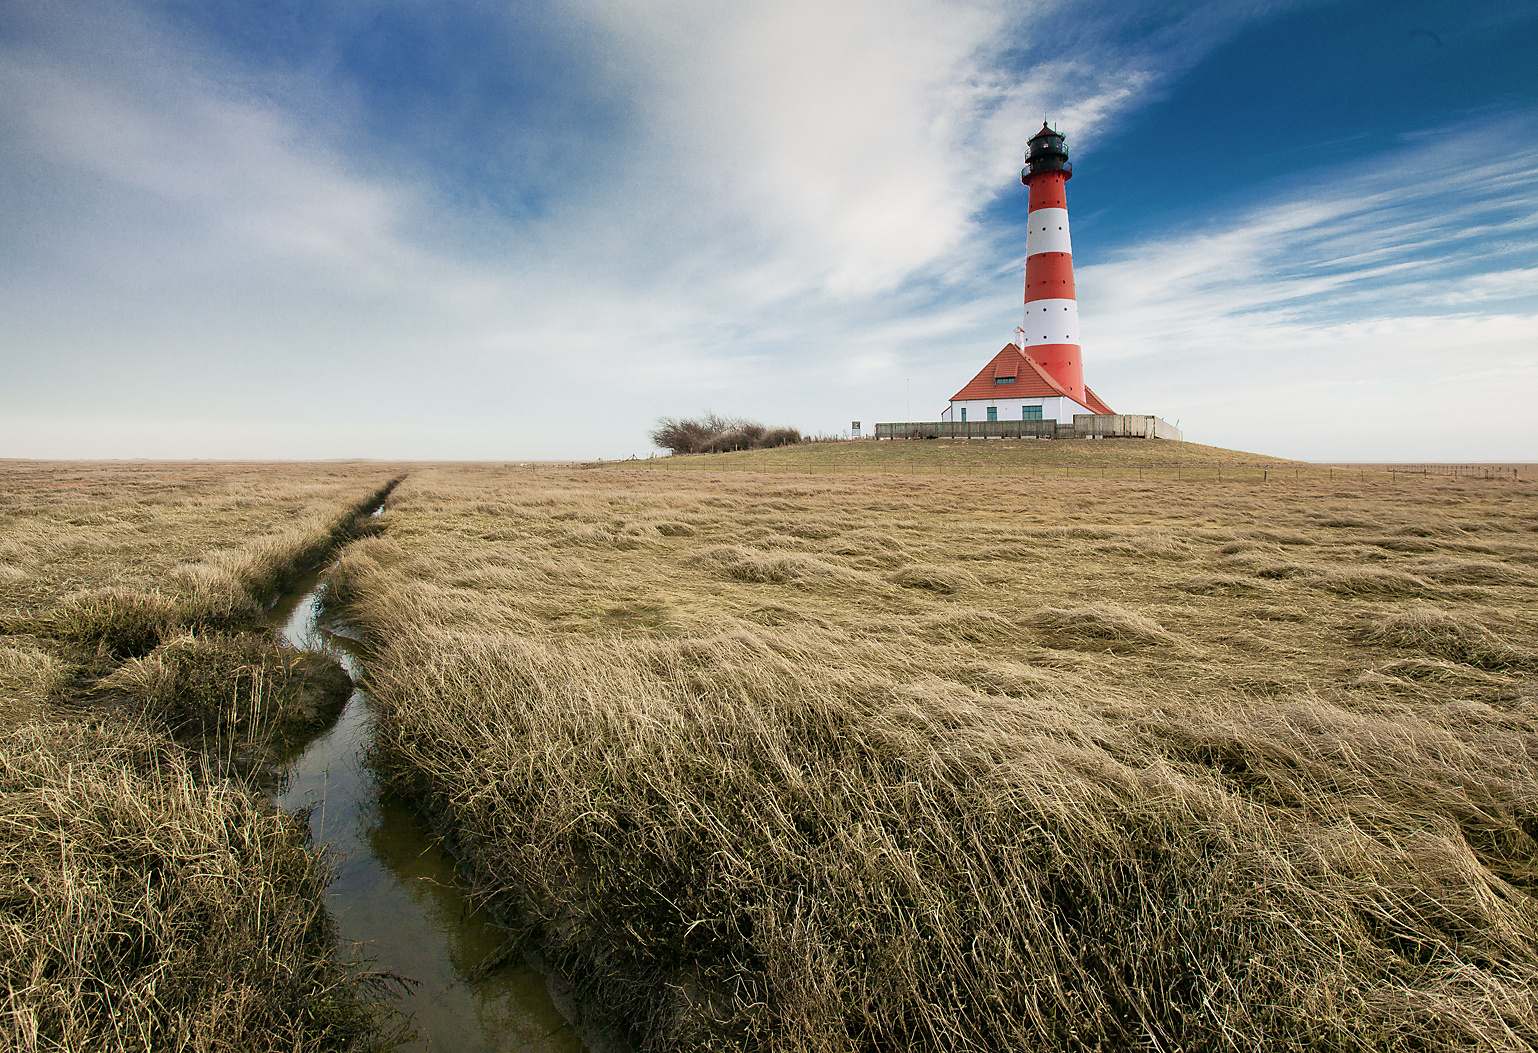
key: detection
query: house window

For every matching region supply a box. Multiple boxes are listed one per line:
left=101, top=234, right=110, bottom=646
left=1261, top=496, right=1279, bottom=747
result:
left=960, top=408, right=967, bottom=422
left=986, top=406, right=998, bottom=422
left=1023, top=406, right=1043, bottom=420
left=994, top=377, right=1015, bottom=384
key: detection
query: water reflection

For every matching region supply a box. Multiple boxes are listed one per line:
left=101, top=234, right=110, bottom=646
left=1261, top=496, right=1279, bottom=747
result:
left=274, top=576, right=582, bottom=1052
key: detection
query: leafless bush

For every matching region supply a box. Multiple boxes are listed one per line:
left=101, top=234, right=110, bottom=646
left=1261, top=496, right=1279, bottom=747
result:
left=651, top=415, right=803, bottom=454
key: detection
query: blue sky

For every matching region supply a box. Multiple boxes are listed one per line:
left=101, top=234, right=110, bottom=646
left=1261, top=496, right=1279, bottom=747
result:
left=1, top=0, right=1534, bottom=461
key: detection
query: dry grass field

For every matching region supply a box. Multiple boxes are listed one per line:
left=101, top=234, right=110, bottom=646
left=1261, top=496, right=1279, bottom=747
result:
left=327, top=452, right=1538, bottom=1052
left=0, top=460, right=402, bottom=1052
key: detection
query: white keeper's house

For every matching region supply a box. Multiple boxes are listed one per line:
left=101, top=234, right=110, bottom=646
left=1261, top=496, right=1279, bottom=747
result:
left=939, top=343, right=1114, bottom=424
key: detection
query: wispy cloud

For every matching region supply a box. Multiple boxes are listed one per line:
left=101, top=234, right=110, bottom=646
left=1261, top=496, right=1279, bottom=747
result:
left=1080, top=115, right=1538, bottom=458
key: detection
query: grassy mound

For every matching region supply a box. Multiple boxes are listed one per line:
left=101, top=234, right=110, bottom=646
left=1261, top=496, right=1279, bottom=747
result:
left=97, top=631, right=352, bottom=763
left=627, top=436, right=1301, bottom=475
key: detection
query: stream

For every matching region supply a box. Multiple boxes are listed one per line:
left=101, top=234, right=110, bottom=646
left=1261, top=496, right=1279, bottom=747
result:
left=268, top=564, right=586, bottom=1053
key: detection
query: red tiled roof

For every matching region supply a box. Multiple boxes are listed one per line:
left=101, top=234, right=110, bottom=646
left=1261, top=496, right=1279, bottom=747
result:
left=949, top=345, right=1077, bottom=402
left=950, top=345, right=1118, bottom=415
left=1083, top=385, right=1115, bottom=415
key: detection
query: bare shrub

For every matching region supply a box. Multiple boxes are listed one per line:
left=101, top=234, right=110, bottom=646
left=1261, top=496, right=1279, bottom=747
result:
left=651, top=415, right=803, bottom=454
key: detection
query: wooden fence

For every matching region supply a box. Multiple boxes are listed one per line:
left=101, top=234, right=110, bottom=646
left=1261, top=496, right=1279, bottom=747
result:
left=873, top=414, right=1183, bottom=441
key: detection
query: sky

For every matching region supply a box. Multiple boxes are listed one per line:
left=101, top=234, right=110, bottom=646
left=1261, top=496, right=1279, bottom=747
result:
left=1, top=0, right=1534, bottom=462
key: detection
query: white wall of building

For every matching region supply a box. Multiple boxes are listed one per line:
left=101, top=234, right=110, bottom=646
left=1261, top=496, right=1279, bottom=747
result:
left=943, top=395, right=1089, bottom=423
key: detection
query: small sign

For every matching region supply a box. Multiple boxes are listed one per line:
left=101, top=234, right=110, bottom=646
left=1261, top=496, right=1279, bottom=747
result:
left=851, top=421, right=861, bottom=437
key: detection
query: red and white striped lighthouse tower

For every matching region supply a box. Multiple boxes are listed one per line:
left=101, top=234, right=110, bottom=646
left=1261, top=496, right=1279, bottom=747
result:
left=1018, top=123, right=1086, bottom=405
left=940, top=123, right=1115, bottom=425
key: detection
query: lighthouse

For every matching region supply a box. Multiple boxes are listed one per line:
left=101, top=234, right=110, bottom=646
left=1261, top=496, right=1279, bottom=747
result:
left=1019, top=123, right=1086, bottom=404
left=941, top=123, right=1114, bottom=425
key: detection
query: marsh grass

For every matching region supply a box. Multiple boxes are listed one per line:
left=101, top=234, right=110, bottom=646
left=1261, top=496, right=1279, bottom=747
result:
left=321, top=463, right=1538, bottom=1051
left=0, top=720, right=395, bottom=1052
left=0, top=462, right=406, bottom=1052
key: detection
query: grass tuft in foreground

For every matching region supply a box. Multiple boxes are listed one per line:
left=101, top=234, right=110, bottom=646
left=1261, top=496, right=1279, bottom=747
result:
left=0, top=720, right=392, bottom=1052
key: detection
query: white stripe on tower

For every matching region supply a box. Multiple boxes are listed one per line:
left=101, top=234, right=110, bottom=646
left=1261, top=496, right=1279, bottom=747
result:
left=1024, top=209, right=1071, bottom=255
left=1018, top=299, right=1080, bottom=348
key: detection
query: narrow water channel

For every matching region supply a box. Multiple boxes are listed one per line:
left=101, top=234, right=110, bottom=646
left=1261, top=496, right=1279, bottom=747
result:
left=269, top=568, right=585, bottom=1053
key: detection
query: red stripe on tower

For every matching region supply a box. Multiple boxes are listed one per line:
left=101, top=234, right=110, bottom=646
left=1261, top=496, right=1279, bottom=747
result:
left=1019, top=123, right=1084, bottom=404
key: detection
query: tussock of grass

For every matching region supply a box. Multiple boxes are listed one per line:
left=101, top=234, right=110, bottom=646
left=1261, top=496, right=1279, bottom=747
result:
left=887, top=564, right=978, bottom=593
left=1362, top=607, right=1531, bottom=671
left=1216, top=539, right=1276, bottom=556
left=943, top=659, right=1076, bottom=697
left=1313, top=567, right=1440, bottom=597
left=696, top=545, right=869, bottom=588
left=868, top=608, right=1019, bottom=646
left=825, top=530, right=905, bottom=566
left=1098, top=530, right=1194, bottom=560
left=1250, top=559, right=1311, bottom=580
left=0, top=721, right=386, bottom=1052
left=1376, top=657, right=1517, bottom=691
left=1245, top=604, right=1310, bottom=622
left=1024, top=604, right=1177, bottom=647
left=0, top=639, right=68, bottom=721
left=1178, top=573, right=1269, bottom=594
left=954, top=542, right=1041, bottom=561
left=1245, top=528, right=1317, bottom=545
left=651, top=520, right=698, bottom=537
left=97, top=632, right=352, bottom=760
left=1370, top=535, right=1439, bottom=553
left=44, top=587, right=189, bottom=658
left=1417, top=559, right=1538, bottom=587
